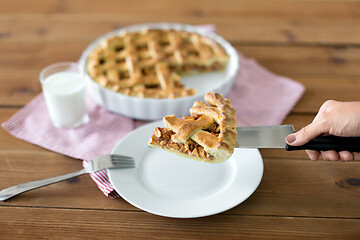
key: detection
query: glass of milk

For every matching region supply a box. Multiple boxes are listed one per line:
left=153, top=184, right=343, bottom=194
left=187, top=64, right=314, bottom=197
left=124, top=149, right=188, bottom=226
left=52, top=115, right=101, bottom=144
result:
left=40, top=62, right=89, bottom=128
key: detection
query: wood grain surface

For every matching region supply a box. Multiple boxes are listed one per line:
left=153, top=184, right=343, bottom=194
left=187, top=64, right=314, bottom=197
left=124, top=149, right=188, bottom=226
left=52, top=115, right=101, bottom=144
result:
left=0, top=0, right=360, bottom=239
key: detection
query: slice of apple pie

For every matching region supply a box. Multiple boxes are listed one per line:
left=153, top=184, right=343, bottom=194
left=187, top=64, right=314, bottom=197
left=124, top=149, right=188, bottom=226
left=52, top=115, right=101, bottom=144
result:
left=148, top=92, right=237, bottom=163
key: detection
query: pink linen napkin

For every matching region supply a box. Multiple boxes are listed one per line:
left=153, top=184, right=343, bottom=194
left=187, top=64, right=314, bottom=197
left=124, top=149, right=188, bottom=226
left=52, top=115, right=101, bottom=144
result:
left=2, top=94, right=135, bottom=197
left=2, top=32, right=305, bottom=199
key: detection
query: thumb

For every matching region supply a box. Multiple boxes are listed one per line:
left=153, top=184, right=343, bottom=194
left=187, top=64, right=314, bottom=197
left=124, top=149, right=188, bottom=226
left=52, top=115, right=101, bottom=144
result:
left=285, top=122, right=324, bottom=146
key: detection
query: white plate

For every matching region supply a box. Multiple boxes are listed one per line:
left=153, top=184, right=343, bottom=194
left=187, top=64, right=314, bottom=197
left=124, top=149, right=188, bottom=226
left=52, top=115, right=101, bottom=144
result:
left=79, top=23, right=239, bottom=120
left=108, top=121, right=263, bottom=218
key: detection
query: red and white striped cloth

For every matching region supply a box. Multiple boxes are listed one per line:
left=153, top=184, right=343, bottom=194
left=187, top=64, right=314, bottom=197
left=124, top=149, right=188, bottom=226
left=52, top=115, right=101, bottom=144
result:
left=2, top=93, right=134, bottom=198
left=1, top=52, right=305, bottom=198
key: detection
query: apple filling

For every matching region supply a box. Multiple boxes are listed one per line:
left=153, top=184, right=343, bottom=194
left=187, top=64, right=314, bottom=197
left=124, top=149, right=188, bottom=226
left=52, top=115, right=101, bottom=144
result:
left=149, top=127, right=216, bottom=160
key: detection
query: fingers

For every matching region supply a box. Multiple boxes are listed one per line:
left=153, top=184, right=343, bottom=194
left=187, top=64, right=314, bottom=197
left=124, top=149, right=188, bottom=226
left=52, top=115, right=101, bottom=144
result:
left=286, top=121, right=327, bottom=146
left=286, top=100, right=360, bottom=162
left=317, top=151, right=360, bottom=161
left=285, top=100, right=337, bottom=147
left=321, top=150, right=341, bottom=161
left=306, top=150, right=360, bottom=161
left=306, top=150, right=320, bottom=161
left=338, top=151, right=354, bottom=161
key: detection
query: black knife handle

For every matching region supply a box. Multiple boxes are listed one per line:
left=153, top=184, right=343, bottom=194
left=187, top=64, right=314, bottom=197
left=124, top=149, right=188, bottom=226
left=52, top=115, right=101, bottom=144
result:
left=286, top=135, right=360, bottom=152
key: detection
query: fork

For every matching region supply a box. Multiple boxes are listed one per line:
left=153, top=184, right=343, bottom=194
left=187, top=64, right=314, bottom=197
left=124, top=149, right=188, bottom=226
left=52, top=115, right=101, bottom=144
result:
left=0, top=154, right=134, bottom=201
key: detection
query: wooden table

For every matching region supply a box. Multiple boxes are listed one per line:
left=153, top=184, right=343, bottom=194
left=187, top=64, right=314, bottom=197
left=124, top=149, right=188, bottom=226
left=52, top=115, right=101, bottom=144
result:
left=1, top=0, right=360, bottom=238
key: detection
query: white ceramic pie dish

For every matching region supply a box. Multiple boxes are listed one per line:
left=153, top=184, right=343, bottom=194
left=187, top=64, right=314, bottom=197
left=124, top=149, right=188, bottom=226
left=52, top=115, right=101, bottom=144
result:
left=78, top=23, right=239, bottom=120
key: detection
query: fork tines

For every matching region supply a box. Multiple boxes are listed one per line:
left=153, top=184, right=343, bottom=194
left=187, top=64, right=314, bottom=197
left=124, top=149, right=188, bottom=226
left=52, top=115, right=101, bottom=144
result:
left=111, top=154, right=135, bottom=168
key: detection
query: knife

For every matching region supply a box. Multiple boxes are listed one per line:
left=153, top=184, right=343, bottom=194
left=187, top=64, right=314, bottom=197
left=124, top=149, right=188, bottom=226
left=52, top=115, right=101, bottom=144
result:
left=236, top=125, right=360, bottom=152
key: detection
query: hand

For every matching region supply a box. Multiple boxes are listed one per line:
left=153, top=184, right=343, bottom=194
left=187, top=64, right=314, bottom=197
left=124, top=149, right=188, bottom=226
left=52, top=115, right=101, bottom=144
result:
left=285, top=100, right=360, bottom=161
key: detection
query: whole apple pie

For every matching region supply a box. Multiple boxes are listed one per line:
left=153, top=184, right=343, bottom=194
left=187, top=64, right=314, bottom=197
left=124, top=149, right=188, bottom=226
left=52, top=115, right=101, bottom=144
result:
left=86, top=29, right=229, bottom=98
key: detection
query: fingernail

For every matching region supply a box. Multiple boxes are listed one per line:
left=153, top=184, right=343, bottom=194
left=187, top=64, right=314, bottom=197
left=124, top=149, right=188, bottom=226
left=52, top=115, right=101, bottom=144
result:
left=286, top=134, right=296, bottom=144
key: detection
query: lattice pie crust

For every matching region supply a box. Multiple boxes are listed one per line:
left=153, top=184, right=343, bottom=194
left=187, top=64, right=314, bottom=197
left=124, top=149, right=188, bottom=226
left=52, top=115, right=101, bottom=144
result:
left=86, top=29, right=229, bottom=98
left=148, top=92, right=237, bottom=163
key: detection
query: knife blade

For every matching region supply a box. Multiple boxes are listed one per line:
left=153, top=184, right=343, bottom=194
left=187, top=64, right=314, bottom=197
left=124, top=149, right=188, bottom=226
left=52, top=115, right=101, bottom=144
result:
left=236, top=125, right=360, bottom=152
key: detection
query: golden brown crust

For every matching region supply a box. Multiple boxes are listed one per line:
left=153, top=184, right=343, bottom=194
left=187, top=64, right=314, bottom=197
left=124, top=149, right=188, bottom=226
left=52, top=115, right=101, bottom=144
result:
left=148, top=127, right=215, bottom=161
left=86, top=29, right=229, bottom=99
left=149, top=92, right=237, bottom=163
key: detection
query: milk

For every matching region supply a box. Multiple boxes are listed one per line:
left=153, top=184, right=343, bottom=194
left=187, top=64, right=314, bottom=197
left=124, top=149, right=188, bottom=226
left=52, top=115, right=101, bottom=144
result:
left=42, top=71, right=88, bottom=128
